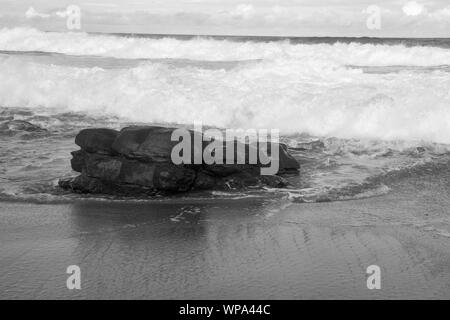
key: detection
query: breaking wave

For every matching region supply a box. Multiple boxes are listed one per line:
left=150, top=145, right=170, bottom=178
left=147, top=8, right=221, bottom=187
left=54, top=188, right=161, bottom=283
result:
left=0, top=27, right=450, bottom=144
left=2, top=27, right=450, bottom=65
left=1, top=55, right=450, bottom=143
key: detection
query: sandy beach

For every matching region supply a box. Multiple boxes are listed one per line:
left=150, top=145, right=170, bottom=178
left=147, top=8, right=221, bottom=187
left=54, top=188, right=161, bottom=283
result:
left=1, top=164, right=449, bottom=300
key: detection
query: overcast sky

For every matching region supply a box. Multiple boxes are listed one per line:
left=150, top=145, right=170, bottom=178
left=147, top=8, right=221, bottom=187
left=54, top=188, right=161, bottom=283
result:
left=0, top=0, right=449, bottom=37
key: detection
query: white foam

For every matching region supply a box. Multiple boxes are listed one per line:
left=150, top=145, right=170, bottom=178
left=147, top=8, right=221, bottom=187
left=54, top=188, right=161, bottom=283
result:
left=1, top=27, right=450, bottom=66
left=1, top=28, right=450, bottom=144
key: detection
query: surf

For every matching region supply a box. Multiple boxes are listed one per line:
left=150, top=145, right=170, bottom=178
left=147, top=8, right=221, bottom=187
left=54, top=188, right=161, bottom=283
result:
left=1, top=49, right=450, bottom=143
left=2, top=27, right=450, bottom=65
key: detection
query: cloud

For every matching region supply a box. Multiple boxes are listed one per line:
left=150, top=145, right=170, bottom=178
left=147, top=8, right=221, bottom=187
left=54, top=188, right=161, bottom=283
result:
left=84, top=3, right=119, bottom=8
left=231, top=4, right=255, bottom=20
left=24, top=6, right=80, bottom=21
left=430, top=6, right=450, bottom=18
left=55, top=9, right=70, bottom=18
left=25, top=7, right=50, bottom=19
left=11, top=1, right=450, bottom=37
left=402, top=1, right=425, bottom=16
left=264, top=5, right=289, bottom=23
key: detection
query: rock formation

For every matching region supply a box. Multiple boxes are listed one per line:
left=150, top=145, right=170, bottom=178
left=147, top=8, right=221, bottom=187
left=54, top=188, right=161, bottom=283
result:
left=59, top=126, right=300, bottom=195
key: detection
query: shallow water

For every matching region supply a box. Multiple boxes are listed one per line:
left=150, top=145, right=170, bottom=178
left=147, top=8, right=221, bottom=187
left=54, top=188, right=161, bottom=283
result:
left=1, top=165, right=449, bottom=299
left=1, top=103, right=450, bottom=203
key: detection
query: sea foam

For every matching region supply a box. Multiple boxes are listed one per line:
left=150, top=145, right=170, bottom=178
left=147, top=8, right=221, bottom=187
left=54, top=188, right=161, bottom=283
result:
left=1, top=27, right=450, bottom=65
left=1, top=28, right=450, bottom=144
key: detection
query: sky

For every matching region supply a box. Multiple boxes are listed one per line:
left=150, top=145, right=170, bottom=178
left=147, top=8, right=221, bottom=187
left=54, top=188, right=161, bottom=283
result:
left=0, top=0, right=449, bottom=37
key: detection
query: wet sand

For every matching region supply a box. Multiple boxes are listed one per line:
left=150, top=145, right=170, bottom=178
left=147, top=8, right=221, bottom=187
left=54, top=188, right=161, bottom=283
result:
left=1, top=170, right=450, bottom=299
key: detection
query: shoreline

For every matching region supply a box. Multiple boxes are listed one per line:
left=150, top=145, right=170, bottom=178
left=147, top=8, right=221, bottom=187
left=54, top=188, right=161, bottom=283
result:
left=1, top=167, right=449, bottom=299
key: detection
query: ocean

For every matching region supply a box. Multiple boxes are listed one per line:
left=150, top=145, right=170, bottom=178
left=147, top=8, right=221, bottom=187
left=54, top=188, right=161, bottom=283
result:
left=1, top=27, right=450, bottom=203
left=1, top=28, right=450, bottom=299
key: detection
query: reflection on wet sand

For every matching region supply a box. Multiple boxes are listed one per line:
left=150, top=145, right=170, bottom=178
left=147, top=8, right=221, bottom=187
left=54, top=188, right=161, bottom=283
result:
left=1, top=178, right=450, bottom=299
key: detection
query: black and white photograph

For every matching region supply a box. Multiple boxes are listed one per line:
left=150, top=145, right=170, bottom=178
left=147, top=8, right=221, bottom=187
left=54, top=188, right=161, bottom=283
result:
left=0, top=0, right=450, bottom=304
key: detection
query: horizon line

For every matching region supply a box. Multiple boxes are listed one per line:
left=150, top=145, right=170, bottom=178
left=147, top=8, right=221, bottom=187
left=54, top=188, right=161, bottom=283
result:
left=36, top=29, right=450, bottom=40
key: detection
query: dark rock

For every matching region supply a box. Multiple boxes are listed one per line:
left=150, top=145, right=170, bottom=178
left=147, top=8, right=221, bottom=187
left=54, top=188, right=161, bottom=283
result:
left=153, top=163, right=196, bottom=192
left=277, top=143, right=301, bottom=172
left=71, top=150, right=122, bottom=181
left=69, top=150, right=196, bottom=192
left=260, top=175, right=289, bottom=188
left=192, top=171, right=217, bottom=190
left=118, top=159, right=156, bottom=186
left=202, top=163, right=259, bottom=177
left=59, top=174, right=109, bottom=194
left=221, top=172, right=260, bottom=189
left=112, top=126, right=207, bottom=163
left=75, top=128, right=119, bottom=154
left=84, top=154, right=122, bottom=182
left=120, top=159, right=196, bottom=192
left=246, top=141, right=299, bottom=172
left=214, top=139, right=259, bottom=165
left=204, top=140, right=298, bottom=174
left=70, top=150, right=86, bottom=172
left=58, top=174, right=158, bottom=196
left=60, top=125, right=300, bottom=196
left=112, top=126, right=178, bottom=162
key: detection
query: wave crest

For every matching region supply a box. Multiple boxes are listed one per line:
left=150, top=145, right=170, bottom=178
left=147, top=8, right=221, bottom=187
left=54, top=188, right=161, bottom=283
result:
left=1, top=27, right=450, bottom=66
left=1, top=28, right=450, bottom=144
left=1, top=53, right=450, bottom=143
